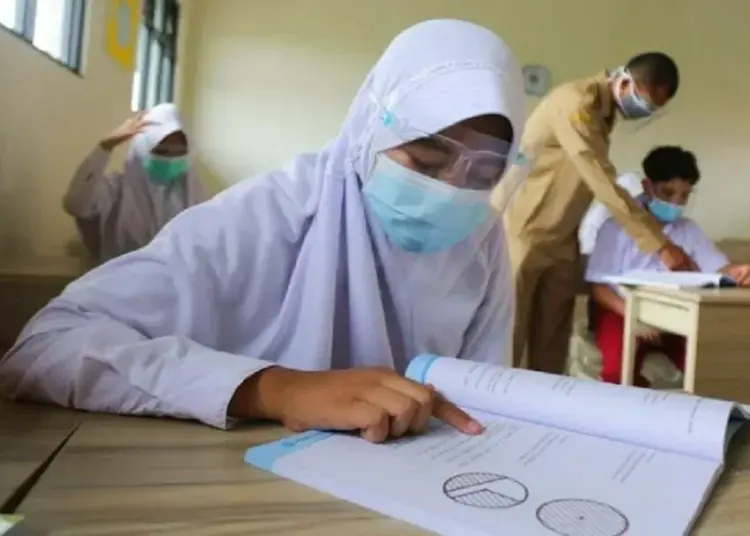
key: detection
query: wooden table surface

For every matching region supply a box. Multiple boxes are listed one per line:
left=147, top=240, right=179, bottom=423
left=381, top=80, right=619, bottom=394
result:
left=0, top=402, right=79, bottom=512
left=7, top=405, right=750, bottom=535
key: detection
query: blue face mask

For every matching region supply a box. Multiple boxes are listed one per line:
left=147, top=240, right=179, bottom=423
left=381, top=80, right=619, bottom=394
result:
left=648, top=197, right=684, bottom=223
left=362, top=155, right=491, bottom=253
left=612, top=67, right=657, bottom=120
left=143, top=156, right=190, bottom=185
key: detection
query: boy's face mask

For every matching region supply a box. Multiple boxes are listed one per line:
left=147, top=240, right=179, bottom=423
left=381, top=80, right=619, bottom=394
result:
left=643, top=178, right=692, bottom=223
left=647, top=197, right=684, bottom=223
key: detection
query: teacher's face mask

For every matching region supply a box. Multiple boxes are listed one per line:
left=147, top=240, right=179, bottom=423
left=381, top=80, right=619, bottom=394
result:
left=611, top=67, right=658, bottom=121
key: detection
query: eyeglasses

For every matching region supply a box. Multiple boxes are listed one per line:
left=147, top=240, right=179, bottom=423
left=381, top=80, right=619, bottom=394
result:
left=376, top=106, right=533, bottom=213
left=381, top=109, right=513, bottom=191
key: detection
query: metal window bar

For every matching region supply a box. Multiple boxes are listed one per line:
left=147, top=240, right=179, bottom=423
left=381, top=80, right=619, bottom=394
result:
left=61, top=0, right=85, bottom=70
left=171, top=0, right=179, bottom=63
left=153, top=0, right=164, bottom=32
left=153, top=0, right=168, bottom=104
left=20, top=0, right=36, bottom=40
left=162, top=0, right=178, bottom=101
left=143, top=0, right=155, bottom=27
left=146, top=38, right=161, bottom=107
left=135, top=0, right=179, bottom=109
left=11, top=0, right=25, bottom=32
left=136, top=25, right=152, bottom=110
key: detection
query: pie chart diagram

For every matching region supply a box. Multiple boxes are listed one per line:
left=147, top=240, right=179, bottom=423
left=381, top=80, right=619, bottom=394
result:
left=536, top=499, right=629, bottom=536
left=442, top=472, right=528, bottom=509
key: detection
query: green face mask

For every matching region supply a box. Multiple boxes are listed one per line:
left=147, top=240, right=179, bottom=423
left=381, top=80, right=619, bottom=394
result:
left=144, top=155, right=190, bottom=185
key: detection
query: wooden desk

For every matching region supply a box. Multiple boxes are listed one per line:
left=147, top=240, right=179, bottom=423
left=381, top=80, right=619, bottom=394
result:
left=622, top=287, right=750, bottom=403
left=17, top=414, right=425, bottom=535
left=0, top=402, right=79, bottom=512
left=0, top=256, right=86, bottom=355
left=12, top=411, right=750, bottom=535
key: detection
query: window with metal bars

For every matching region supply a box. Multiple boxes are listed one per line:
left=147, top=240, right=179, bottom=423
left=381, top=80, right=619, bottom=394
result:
left=131, top=0, right=179, bottom=111
left=0, top=0, right=86, bottom=72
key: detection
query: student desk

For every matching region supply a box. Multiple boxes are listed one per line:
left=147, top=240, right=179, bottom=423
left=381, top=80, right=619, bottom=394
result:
left=621, top=287, right=750, bottom=402
left=0, top=256, right=86, bottom=355
left=0, top=402, right=79, bottom=512
left=9, top=406, right=750, bottom=535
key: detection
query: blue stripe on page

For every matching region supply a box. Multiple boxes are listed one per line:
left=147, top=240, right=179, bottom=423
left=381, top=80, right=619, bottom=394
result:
left=405, top=354, right=440, bottom=384
left=244, top=430, right=333, bottom=471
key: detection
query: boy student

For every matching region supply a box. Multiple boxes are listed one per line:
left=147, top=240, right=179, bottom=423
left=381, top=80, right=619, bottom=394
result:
left=586, top=146, right=750, bottom=386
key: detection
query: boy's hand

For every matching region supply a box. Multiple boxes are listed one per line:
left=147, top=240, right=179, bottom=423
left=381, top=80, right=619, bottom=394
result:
left=240, top=367, right=483, bottom=443
left=637, top=327, right=661, bottom=343
left=726, top=264, right=750, bottom=286
left=659, top=242, right=698, bottom=271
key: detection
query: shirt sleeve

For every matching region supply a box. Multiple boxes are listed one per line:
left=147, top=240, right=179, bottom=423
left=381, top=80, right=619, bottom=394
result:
left=579, top=201, right=612, bottom=255
left=579, top=173, right=644, bottom=255
left=459, top=221, right=514, bottom=367
left=585, top=219, right=628, bottom=284
left=62, top=147, right=122, bottom=219
left=551, top=88, right=667, bottom=254
left=683, top=220, right=730, bottom=273
left=0, top=198, right=274, bottom=430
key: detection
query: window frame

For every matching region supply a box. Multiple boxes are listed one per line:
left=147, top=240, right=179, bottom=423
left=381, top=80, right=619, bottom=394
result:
left=132, top=0, right=180, bottom=111
left=0, top=0, right=86, bottom=73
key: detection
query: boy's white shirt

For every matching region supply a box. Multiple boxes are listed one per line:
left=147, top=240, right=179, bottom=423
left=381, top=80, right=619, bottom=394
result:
left=586, top=202, right=730, bottom=285
left=579, top=172, right=645, bottom=255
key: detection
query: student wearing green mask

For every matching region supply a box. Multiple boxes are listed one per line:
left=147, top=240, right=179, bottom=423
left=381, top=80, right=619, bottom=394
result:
left=63, top=103, right=207, bottom=264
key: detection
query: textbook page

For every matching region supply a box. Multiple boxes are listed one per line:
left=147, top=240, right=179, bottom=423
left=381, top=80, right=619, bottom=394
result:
left=246, top=414, right=721, bottom=536
left=603, top=269, right=734, bottom=288
left=406, top=356, right=739, bottom=461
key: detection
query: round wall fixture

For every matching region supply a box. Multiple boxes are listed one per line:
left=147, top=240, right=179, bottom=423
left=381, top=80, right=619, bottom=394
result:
left=522, top=64, right=552, bottom=97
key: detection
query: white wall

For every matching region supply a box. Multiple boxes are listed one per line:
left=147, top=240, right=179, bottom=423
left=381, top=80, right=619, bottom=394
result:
left=178, top=0, right=750, bottom=240
left=0, top=1, right=133, bottom=262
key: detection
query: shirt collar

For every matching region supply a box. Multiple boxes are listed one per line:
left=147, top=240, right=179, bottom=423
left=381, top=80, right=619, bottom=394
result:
left=597, top=71, right=616, bottom=130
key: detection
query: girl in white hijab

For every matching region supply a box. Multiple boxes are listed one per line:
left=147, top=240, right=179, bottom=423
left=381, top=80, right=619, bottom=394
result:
left=63, top=103, right=207, bottom=263
left=2, top=20, right=527, bottom=443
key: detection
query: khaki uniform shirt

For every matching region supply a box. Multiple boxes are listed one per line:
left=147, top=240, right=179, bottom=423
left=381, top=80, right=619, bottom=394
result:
left=504, top=72, right=667, bottom=262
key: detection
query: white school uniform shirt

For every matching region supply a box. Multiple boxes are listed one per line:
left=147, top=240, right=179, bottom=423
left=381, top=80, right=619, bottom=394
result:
left=586, top=198, right=729, bottom=284
left=579, top=172, right=644, bottom=255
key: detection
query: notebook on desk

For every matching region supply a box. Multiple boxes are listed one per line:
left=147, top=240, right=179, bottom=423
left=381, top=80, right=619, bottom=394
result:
left=603, top=269, right=737, bottom=289
left=245, top=356, right=749, bottom=536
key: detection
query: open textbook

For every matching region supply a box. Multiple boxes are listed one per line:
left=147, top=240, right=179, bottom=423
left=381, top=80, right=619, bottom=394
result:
left=245, top=356, right=749, bottom=536
left=603, top=269, right=737, bottom=289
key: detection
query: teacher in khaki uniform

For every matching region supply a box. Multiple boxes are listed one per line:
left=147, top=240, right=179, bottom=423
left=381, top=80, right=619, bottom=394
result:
left=504, top=52, right=696, bottom=374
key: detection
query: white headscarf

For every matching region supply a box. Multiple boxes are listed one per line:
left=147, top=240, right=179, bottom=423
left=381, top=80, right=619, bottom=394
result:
left=1, top=20, right=526, bottom=427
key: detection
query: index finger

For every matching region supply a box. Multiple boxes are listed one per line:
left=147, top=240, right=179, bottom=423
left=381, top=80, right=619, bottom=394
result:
left=432, top=391, right=483, bottom=435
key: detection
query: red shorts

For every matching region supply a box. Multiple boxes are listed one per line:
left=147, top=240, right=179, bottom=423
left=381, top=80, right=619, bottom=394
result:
left=594, top=307, right=685, bottom=386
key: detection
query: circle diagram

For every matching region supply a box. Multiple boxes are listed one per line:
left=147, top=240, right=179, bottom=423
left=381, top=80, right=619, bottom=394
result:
left=536, top=499, right=629, bottom=536
left=442, top=472, right=528, bottom=509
